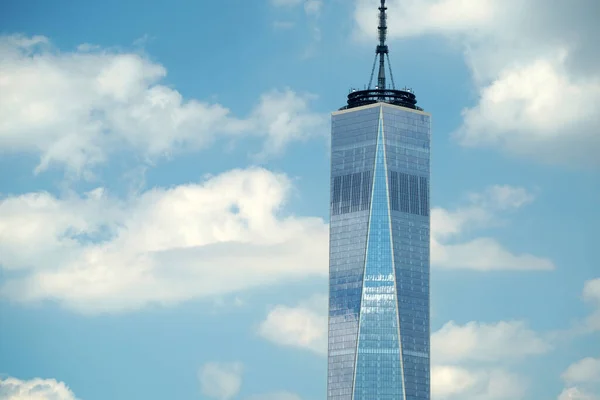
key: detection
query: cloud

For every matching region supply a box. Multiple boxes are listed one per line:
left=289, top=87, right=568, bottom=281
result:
left=432, top=366, right=527, bottom=400
left=431, top=185, right=555, bottom=271
left=257, top=294, right=327, bottom=355
left=584, top=279, right=600, bottom=303
left=431, top=319, right=549, bottom=399
left=562, top=357, right=600, bottom=385
left=353, top=0, right=600, bottom=167
left=0, top=35, right=327, bottom=176
left=0, top=168, right=329, bottom=314
left=553, top=277, right=600, bottom=338
left=0, top=376, right=78, bottom=400
left=250, top=89, right=325, bottom=157
left=558, top=387, right=600, bottom=400
left=559, top=357, right=600, bottom=400
left=582, top=278, right=600, bottom=332
left=199, top=362, right=244, bottom=400
left=432, top=320, right=551, bottom=364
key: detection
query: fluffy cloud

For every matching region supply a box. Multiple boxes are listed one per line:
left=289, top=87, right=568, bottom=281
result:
left=431, top=185, right=555, bottom=271
left=558, top=387, right=599, bottom=400
left=430, top=320, right=550, bottom=399
left=0, top=377, right=78, bottom=400
left=0, top=168, right=329, bottom=313
left=562, top=357, right=600, bottom=384
left=354, top=0, right=600, bottom=166
left=432, top=320, right=551, bottom=364
left=0, top=35, right=327, bottom=176
left=559, top=357, right=600, bottom=400
left=583, top=278, right=600, bottom=332
left=555, top=278, right=600, bottom=338
left=257, top=294, right=327, bottom=354
left=199, top=362, right=244, bottom=400
left=432, top=366, right=526, bottom=400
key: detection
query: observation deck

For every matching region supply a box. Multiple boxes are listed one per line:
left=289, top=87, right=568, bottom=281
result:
left=340, top=88, right=423, bottom=111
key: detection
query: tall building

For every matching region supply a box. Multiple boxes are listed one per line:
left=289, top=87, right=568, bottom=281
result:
left=327, top=1, right=431, bottom=400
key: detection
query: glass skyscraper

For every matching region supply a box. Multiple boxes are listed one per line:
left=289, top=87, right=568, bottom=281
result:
left=327, top=2, right=431, bottom=400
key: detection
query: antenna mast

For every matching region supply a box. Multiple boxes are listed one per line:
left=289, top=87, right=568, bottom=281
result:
left=376, top=0, right=388, bottom=91
left=342, top=0, right=422, bottom=111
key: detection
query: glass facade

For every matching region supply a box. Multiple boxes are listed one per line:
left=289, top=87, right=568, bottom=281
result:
left=328, top=103, right=431, bottom=400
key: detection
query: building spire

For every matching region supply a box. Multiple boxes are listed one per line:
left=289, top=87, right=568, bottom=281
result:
left=343, top=0, right=422, bottom=111
left=376, top=0, right=388, bottom=90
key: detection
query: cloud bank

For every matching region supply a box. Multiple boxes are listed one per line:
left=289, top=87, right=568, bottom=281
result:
left=0, top=35, right=327, bottom=176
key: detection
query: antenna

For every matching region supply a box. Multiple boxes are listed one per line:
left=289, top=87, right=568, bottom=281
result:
left=376, top=0, right=388, bottom=91
left=342, top=0, right=423, bottom=111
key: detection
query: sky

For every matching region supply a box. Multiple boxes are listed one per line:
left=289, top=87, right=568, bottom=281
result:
left=0, top=0, right=599, bottom=399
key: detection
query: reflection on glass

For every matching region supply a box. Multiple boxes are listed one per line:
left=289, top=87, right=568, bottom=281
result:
left=328, top=104, right=431, bottom=400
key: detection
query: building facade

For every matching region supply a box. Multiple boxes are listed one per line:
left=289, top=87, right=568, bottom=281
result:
left=328, top=102, right=431, bottom=400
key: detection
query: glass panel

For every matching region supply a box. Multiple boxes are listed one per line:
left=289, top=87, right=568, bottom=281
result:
left=329, top=106, right=379, bottom=400
left=329, top=104, right=431, bottom=400
left=354, top=112, right=403, bottom=400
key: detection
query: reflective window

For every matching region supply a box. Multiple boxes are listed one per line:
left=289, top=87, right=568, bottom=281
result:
left=329, top=104, right=431, bottom=400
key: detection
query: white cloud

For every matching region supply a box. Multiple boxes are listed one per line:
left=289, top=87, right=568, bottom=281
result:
left=0, top=168, right=329, bottom=313
left=584, top=278, right=600, bottom=304
left=0, top=35, right=326, bottom=176
left=583, top=278, right=600, bottom=332
left=432, top=320, right=551, bottom=364
left=431, top=365, right=479, bottom=398
left=562, top=357, right=600, bottom=384
left=353, top=0, right=600, bottom=166
left=258, top=294, right=327, bottom=355
left=250, top=89, right=325, bottom=157
left=559, top=356, right=600, bottom=400
left=432, top=366, right=527, bottom=400
left=431, top=185, right=555, bottom=271
left=558, top=387, right=600, bottom=400
left=431, top=319, right=549, bottom=399
left=0, top=377, right=78, bottom=400
left=555, top=278, right=600, bottom=338
left=199, top=362, right=244, bottom=400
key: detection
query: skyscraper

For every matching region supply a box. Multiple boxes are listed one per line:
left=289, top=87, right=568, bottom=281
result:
left=327, top=1, right=431, bottom=400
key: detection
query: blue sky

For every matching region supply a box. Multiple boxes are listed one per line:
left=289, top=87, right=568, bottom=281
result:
left=0, top=0, right=599, bottom=399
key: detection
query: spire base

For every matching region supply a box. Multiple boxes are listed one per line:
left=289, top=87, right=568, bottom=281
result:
left=340, top=88, right=422, bottom=111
